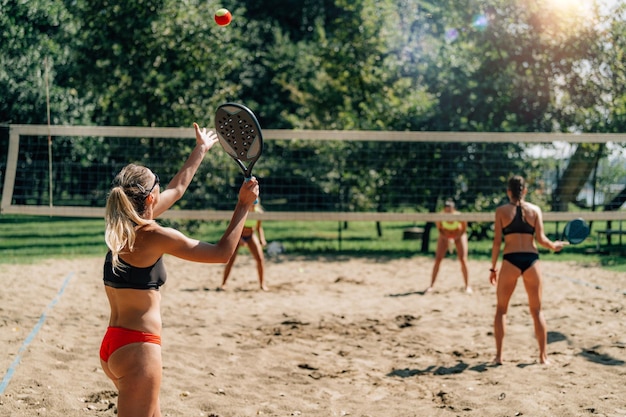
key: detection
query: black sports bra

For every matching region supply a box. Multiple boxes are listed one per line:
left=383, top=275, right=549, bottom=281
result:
left=103, top=251, right=167, bottom=290
left=502, top=204, right=535, bottom=235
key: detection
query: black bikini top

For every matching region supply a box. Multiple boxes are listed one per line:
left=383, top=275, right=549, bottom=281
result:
left=103, top=251, right=167, bottom=290
left=502, top=204, right=535, bottom=235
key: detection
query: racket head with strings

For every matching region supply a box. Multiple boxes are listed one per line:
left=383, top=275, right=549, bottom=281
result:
left=215, top=103, right=263, bottom=178
left=562, top=218, right=590, bottom=244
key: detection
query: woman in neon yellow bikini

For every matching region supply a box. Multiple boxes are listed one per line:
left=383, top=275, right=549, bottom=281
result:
left=427, top=199, right=471, bottom=293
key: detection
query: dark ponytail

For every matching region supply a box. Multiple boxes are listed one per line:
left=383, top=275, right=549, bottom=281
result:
left=507, top=175, right=531, bottom=224
left=507, top=175, right=526, bottom=203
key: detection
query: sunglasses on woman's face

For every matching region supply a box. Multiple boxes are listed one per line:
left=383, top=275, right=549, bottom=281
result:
left=146, top=173, right=160, bottom=195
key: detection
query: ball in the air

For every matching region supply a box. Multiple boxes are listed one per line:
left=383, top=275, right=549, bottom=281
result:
left=214, top=8, right=232, bottom=26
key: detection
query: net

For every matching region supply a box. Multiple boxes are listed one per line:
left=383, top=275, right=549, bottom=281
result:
left=1, top=125, right=625, bottom=223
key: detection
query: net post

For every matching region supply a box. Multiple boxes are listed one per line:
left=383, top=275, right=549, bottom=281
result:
left=1, top=127, right=21, bottom=214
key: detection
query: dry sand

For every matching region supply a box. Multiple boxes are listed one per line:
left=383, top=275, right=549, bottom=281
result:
left=0, top=252, right=625, bottom=416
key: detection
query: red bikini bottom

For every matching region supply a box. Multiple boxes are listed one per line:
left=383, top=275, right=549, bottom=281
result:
left=99, top=326, right=161, bottom=362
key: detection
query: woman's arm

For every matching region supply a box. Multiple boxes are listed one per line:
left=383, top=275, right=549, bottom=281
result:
left=490, top=209, right=503, bottom=284
left=153, top=123, right=218, bottom=218
left=533, top=205, right=565, bottom=252
left=155, top=178, right=259, bottom=263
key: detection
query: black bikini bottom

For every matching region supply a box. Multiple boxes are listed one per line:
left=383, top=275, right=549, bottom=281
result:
left=503, top=252, right=539, bottom=273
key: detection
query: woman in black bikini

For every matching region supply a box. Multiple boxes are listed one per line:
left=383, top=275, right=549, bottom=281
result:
left=490, top=175, right=566, bottom=365
left=101, top=123, right=259, bottom=416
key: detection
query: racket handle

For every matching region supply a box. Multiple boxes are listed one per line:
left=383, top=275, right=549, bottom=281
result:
left=245, top=177, right=258, bottom=205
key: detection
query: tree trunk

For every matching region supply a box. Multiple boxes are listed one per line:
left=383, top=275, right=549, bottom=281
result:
left=552, top=143, right=604, bottom=211
left=604, top=184, right=626, bottom=211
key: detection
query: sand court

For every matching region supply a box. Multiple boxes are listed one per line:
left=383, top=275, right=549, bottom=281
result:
left=0, top=255, right=624, bottom=416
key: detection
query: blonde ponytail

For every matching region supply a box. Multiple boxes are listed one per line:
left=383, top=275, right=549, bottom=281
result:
left=104, top=165, right=155, bottom=271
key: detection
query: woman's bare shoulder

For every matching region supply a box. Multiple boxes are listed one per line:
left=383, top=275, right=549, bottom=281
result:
left=495, top=203, right=512, bottom=213
left=142, top=223, right=185, bottom=237
left=137, top=222, right=186, bottom=244
left=523, top=201, right=542, bottom=213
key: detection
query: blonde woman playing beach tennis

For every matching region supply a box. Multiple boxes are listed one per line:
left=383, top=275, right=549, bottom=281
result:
left=427, top=199, right=471, bottom=293
left=490, top=175, right=566, bottom=365
left=101, top=123, right=259, bottom=417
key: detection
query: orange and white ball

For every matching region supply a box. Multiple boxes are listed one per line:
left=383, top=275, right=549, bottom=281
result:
left=214, top=8, right=232, bottom=26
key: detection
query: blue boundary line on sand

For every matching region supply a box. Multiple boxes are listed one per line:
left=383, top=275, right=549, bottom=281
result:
left=0, top=272, right=75, bottom=395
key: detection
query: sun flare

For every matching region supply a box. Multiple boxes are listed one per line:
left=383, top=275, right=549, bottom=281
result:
left=546, top=0, right=595, bottom=12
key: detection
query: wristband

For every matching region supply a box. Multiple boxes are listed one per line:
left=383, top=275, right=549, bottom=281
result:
left=489, top=268, right=497, bottom=273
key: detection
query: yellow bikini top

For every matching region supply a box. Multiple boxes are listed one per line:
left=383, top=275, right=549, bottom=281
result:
left=442, top=220, right=460, bottom=230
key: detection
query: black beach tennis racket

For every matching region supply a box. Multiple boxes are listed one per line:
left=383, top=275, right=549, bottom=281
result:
left=215, top=103, right=263, bottom=179
left=562, top=218, right=590, bottom=244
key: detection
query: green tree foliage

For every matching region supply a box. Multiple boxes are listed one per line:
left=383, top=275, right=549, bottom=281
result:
left=68, top=0, right=252, bottom=126
left=607, top=2, right=626, bottom=132
left=397, top=0, right=621, bottom=211
left=0, top=0, right=90, bottom=124
left=1, top=0, right=624, bottom=214
left=246, top=0, right=441, bottom=213
left=248, top=0, right=622, bottom=213
left=65, top=0, right=268, bottom=204
left=0, top=0, right=92, bottom=201
left=542, top=1, right=626, bottom=208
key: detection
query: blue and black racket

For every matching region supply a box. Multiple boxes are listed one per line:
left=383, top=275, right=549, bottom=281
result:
left=562, top=218, right=590, bottom=244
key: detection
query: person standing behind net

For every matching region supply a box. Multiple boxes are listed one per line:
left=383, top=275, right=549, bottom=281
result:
left=100, top=123, right=259, bottom=417
left=427, top=199, right=471, bottom=293
left=221, top=202, right=268, bottom=291
left=489, top=175, right=566, bottom=365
